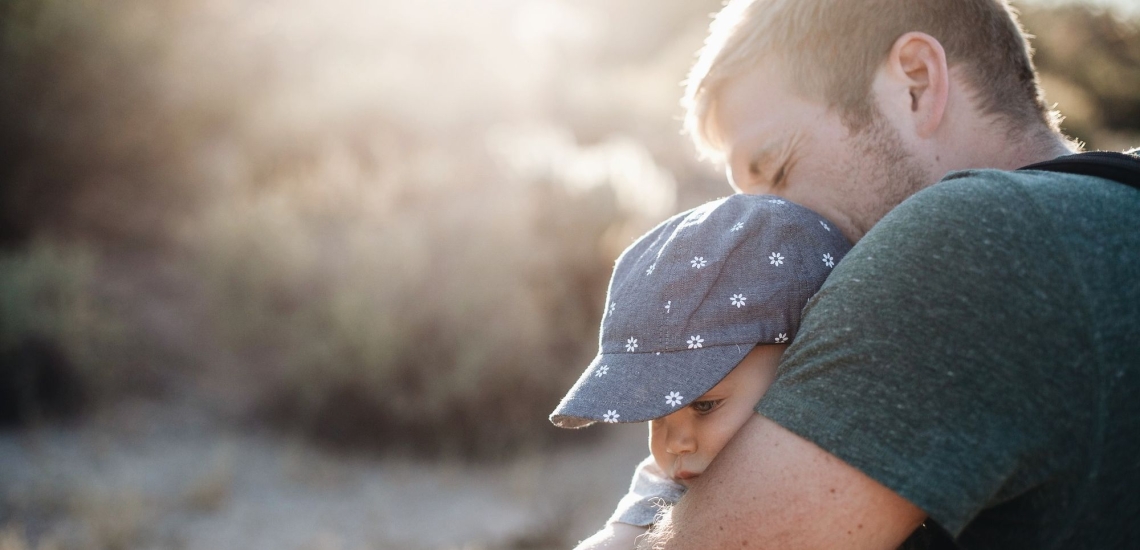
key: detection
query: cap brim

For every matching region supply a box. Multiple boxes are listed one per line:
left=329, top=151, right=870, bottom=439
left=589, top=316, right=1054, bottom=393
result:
left=549, top=343, right=755, bottom=428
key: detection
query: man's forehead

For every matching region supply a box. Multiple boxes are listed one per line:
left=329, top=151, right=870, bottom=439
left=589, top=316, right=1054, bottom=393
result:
left=711, top=104, right=793, bottom=170
left=708, top=64, right=805, bottom=158
left=711, top=68, right=793, bottom=137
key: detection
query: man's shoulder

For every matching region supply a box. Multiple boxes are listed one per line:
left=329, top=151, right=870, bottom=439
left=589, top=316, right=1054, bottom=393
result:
left=862, top=166, right=1139, bottom=252
left=907, top=165, right=1138, bottom=211
left=771, top=165, right=1140, bottom=540
left=849, top=169, right=1042, bottom=261
left=822, top=164, right=1139, bottom=325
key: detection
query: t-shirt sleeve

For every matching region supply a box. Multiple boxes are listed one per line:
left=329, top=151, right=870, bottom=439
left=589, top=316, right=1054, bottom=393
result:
left=607, top=455, right=687, bottom=527
left=756, top=172, right=1094, bottom=535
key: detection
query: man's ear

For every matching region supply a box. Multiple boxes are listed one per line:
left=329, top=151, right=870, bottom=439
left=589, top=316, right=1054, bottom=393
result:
left=879, top=32, right=949, bottom=139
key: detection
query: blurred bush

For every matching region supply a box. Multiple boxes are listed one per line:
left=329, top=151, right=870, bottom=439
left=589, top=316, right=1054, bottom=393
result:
left=0, top=0, right=1136, bottom=459
left=187, top=140, right=629, bottom=456
left=0, top=241, right=125, bottom=425
left=1025, top=5, right=1140, bottom=150
left=0, top=0, right=247, bottom=247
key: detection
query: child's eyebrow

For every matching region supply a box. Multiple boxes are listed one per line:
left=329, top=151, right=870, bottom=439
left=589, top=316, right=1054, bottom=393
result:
left=694, top=388, right=731, bottom=400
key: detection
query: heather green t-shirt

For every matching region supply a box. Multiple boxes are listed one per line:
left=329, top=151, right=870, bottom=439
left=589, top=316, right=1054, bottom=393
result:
left=757, top=168, right=1140, bottom=549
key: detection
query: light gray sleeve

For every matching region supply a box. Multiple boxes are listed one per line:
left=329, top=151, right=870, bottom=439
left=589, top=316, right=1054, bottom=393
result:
left=607, top=455, right=687, bottom=527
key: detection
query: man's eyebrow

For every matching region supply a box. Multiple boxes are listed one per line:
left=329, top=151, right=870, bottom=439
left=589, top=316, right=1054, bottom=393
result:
left=747, top=141, right=778, bottom=166
left=756, top=132, right=811, bottom=176
left=773, top=132, right=806, bottom=179
left=747, top=126, right=802, bottom=165
left=724, top=139, right=778, bottom=183
left=741, top=136, right=794, bottom=179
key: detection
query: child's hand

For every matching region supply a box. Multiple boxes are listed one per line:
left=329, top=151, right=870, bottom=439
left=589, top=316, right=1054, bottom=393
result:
left=573, top=522, right=648, bottom=550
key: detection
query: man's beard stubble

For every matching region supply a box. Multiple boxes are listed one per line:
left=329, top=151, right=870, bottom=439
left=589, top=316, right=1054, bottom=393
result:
left=849, top=111, right=934, bottom=238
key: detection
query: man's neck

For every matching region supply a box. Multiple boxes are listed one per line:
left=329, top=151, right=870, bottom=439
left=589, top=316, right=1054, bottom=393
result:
left=938, top=121, right=1076, bottom=177
left=987, top=126, right=1077, bottom=170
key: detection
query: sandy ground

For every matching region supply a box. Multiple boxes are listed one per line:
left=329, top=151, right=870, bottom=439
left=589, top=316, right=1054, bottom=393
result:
left=0, top=400, right=650, bottom=550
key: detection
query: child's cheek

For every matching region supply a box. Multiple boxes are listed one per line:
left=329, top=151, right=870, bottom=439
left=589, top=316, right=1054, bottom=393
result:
left=700, top=416, right=740, bottom=461
left=705, top=401, right=759, bottom=459
left=648, top=421, right=670, bottom=471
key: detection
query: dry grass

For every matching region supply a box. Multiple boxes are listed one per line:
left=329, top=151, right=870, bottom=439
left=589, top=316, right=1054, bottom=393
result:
left=2, top=487, right=156, bottom=550
left=0, top=526, right=65, bottom=550
left=72, top=492, right=154, bottom=550
left=180, top=449, right=234, bottom=513
left=188, top=161, right=623, bottom=458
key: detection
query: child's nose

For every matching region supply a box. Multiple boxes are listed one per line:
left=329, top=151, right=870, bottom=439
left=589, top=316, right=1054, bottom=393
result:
left=665, top=420, right=696, bottom=455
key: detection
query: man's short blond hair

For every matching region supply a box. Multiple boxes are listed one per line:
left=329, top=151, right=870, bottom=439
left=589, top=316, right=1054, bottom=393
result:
left=684, top=0, right=1058, bottom=159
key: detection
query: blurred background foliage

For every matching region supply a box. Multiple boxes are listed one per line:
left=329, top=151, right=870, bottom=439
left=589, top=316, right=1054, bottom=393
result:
left=0, top=0, right=1137, bottom=458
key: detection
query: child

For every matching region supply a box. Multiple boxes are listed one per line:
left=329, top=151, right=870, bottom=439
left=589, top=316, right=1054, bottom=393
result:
left=549, top=193, right=851, bottom=549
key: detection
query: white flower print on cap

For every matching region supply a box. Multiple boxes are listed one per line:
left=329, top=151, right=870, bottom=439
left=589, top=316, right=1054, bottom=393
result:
left=549, top=194, right=853, bottom=429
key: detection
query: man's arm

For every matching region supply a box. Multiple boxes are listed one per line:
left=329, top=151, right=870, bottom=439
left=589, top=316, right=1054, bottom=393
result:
left=640, top=415, right=925, bottom=550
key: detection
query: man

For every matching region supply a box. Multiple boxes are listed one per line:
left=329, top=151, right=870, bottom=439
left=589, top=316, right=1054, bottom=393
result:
left=639, top=0, right=1140, bottom=548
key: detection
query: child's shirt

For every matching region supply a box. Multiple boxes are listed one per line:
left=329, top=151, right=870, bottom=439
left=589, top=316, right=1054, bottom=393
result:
left=608, top=456, right=686, bottom=527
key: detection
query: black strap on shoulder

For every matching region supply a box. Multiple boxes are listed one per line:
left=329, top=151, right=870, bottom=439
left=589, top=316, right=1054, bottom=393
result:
left=1018, top=151, right=1140, bottom=190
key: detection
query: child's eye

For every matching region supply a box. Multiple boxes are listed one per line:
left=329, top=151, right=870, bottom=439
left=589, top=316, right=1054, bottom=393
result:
left=690, top=399, right=723, bottom=415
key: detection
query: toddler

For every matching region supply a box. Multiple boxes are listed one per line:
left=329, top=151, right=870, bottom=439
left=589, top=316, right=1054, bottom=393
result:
left=550, top=193, right=851, bottom=548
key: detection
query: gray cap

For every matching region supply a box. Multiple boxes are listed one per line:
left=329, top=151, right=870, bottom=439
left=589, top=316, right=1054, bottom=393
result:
left=550, top=194, right=851, bottom=428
